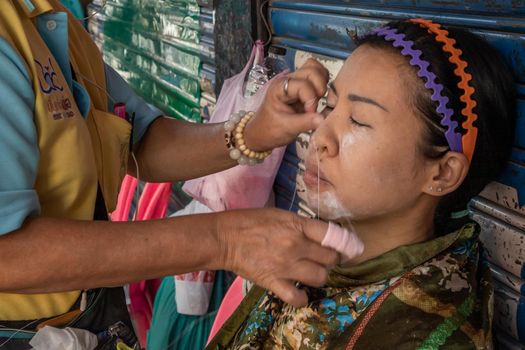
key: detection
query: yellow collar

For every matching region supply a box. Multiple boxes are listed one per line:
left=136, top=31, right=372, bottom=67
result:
left=15, top=0, right=53, bottom=18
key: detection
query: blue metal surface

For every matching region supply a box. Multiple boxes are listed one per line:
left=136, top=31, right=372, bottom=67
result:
left=519, top=84, right=525, bottom=99
left=517, top=101, right=525, bottom=149
left=494, top=281, right=525, bottom=343
left=500, top=158, right=525, bottom=209
left=473, top=209, right=525, bottom=279
left=490, top=263, right=525, bottom=296
left=270, top=0, right=525, bottom=15
left=270, top=8, right=525, bottom=81
left=271, top=4, right=525, bottom=35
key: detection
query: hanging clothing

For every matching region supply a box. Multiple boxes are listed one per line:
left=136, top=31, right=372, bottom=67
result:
left=208, top=222, right=493, bottom=349
left=147, top=271, right=232, bottom=350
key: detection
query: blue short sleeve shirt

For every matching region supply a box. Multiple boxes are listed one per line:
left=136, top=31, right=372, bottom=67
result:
left=0, top=13, right=162, bottom=235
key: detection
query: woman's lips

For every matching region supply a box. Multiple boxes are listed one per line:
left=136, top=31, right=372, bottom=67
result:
left=303, top=166, right=331, bottom=188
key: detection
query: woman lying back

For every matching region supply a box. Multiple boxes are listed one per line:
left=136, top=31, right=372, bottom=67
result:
left=207, top=19, right=516, bottom=349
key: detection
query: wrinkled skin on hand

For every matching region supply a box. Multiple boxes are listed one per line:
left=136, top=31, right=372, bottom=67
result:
left=245, top=58, right=330, bottom=152
left=216, top=208, right=339, bottom=307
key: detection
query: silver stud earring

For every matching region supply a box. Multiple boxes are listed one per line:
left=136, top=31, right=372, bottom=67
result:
left=429, top=186, right=434, bottom=191
left=437, top=188, right=443, bottom=193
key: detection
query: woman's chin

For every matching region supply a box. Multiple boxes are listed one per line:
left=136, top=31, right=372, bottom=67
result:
left=305, top=191, right=353, bottom=221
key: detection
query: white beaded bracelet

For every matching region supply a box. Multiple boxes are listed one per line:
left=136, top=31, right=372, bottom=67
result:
left=224, top=110, right=272, bottom=166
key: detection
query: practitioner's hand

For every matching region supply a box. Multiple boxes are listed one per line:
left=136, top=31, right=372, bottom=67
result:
left=215, top=208, right=339, bottom=307
left=244, top=58, right=329, bottom=151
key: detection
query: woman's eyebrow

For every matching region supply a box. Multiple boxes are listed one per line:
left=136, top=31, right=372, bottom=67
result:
left=348, top=94, right=390, bottom=113
left=329, top=82, right=389, bottom=113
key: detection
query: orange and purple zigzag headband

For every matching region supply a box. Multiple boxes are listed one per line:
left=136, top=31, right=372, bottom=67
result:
left=373, top=19, right=478, bottom=163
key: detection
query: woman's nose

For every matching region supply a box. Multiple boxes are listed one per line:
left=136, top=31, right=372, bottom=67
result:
left=310, top=117, right=338, bottom=158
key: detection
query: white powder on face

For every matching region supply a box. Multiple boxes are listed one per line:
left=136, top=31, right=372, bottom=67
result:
left=319, top=191, right=353, bottom=220
left=306, top=188, right=353, bottom=220
left=304, top=131, right=358, bottom=221
left=341, top=133, right=356, bottom=149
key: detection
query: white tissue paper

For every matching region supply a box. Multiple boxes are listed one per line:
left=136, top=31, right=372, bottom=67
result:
left=170, top=200, right=216, bottom=316
left=29, top=326, right=98, bottom=350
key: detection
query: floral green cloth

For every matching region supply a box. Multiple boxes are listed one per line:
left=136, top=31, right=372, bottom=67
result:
left=207, top=222, right=492, bottom=349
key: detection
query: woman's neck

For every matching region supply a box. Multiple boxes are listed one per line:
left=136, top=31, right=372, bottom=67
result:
left=340, top=200, right=436, bottom=265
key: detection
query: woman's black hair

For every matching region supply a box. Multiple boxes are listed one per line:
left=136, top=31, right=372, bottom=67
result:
left=357, top=20, right=516, bottom=234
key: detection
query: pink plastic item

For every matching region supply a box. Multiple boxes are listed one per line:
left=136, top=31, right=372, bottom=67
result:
left=206, top=276, right=244, bottom=345
left=134, top=182, right=172, bottom=221
left=183, top=41, right=287, bottom=211
left=111, top=177, right=171, bottom=348
left=322, top=222, right=364, bottom=262
left=110, top=175, right=137, bottom=221
left=113, top=102, right=127, bottom=120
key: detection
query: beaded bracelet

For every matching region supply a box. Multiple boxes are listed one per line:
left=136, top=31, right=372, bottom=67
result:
left=224, top=110, right=272, bottom=166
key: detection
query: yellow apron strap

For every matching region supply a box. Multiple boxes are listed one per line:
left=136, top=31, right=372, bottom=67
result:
left=14, top=0, right=52, bottom=18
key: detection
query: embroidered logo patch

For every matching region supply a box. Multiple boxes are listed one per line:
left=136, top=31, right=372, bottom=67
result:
left=35, top=58, right=63, bottom=94
left=34, top=57, right=77, bottom=121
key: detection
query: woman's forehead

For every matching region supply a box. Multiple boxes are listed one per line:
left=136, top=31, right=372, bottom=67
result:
left=333, top=46, right=413, bottom=107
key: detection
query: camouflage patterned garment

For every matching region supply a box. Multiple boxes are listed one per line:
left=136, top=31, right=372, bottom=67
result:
left=206, top=222, right=493, bottom=350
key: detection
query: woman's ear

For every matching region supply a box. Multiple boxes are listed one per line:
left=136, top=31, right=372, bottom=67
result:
left=422, top=152, right=470, bottom=196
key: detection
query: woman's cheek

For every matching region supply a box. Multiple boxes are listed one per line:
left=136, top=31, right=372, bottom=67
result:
left=339, top=132, right=370, bottom=169
left=336, top=177, right=381, bottom=218
left=341, top=132, right=357, bottom=150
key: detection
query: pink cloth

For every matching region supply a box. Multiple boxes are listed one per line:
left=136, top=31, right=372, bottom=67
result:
left=183, top=41, right=286, bottom=211
left=111, top=178, right=171, bottom=348
left=110, top=175, right=137, bottom=221
left=207, top=277, right=244, bottom=345
left=322, top=222, right=364, bottom=262
left=134, top=182, right=171, bottom=220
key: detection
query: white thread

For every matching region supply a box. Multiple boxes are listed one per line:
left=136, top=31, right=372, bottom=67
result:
left=74, top=70, right=118, bottom=104
left=0, top=319, right=40, bottom=347
left=288, top=179, right=298, bottom=212
left=312, top=137, right=321, bottom=220
left=259, top=0, right=273, bottom=47
left=306, top=136, right=353, bottom=221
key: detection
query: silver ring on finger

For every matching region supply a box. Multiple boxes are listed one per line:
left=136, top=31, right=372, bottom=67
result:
left=283, top=77, right=290, bottom=97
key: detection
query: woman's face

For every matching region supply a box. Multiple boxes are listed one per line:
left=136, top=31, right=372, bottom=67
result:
left=304, top=45, right=432, bottom=222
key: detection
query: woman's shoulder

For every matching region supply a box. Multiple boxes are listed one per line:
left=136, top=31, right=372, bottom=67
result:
left=328, top=221, right=492, bottom=349
left=411, top=221, right=482, bottom=291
